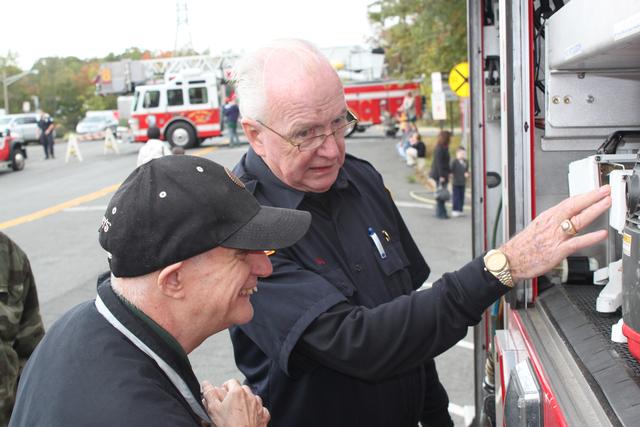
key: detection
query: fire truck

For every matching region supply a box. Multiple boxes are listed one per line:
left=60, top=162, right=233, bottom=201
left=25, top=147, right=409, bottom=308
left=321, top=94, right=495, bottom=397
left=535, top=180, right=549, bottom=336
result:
left=129, top=71, right=222, bottom=148
left=344, top=79, right=423, bottom=135
left=97, top=55, right=423, bottom=147
left=0, top=129, right=26, bottom=171
left=469, top=0, right=640, bottom=425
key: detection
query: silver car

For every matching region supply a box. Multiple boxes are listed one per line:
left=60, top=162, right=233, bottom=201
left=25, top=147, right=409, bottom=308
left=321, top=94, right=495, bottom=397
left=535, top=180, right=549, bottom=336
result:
left=76, top=113, right=118, bottom=136
left=0, top=113, right=42, bottom=144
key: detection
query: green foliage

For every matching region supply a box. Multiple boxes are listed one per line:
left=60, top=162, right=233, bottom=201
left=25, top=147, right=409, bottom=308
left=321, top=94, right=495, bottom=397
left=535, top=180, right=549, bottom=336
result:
left=0, top=48, right=196, bottom=134
left=369, top=0, right=467, bottom=83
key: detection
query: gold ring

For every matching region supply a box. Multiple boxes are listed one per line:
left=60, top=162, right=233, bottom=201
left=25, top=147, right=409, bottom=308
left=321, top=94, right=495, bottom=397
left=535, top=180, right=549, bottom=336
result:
left=560, top=219, right=577, bottom=235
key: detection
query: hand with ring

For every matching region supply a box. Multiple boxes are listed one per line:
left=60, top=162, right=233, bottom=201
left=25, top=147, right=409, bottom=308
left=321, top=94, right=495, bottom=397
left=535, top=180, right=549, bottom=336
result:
left=500, top=185, right=611, bottom=282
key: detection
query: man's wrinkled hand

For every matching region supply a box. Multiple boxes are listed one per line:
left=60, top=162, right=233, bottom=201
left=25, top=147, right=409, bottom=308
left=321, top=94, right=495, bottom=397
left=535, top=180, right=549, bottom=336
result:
left=501, top=185, right=611, bottom=282
left=202, top=379, right=270, bottom=427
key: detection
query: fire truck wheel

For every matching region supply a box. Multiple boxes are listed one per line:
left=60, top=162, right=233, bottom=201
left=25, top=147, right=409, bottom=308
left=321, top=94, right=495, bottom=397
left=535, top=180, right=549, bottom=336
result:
left=167, top=122, right=197, bottom=149
left=11, top=149, right=25, bottom=171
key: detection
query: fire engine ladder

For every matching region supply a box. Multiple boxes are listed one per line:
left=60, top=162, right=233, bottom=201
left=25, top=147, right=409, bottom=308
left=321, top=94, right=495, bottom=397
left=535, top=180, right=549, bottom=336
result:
left=96, top=55, right=237, bottom=95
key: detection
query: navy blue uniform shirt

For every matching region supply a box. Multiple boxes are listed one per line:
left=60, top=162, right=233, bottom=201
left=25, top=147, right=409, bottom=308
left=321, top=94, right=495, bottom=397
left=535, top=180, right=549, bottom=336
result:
left=231, top=149, right=507, bottom=427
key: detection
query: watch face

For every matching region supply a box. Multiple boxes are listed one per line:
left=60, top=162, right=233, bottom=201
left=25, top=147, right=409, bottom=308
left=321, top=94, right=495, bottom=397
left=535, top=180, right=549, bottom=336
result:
left=486, top=251, right=507, bottom=271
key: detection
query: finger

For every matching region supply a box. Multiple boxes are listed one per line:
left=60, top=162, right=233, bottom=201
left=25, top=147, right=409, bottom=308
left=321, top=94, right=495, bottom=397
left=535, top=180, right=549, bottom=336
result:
left=570, top=196, right=611, bottom=232
left=202, top=385, right=225, bottom=402
left=201, top=381, right=215, bottom=398
left=242, top=385, right=254, bottom=396
left=223, top=378, right=243, bottom=391
left=254, top=394, right=263, bottom=407
left=259, top=407, right=271, bottom=427
left=557, top=185, right=610, bottom=219
left=213, top=386, right=227, bottom=401
left=558, top=229, right=608, bottom=256
left=205, top=395, right=224, bottom=413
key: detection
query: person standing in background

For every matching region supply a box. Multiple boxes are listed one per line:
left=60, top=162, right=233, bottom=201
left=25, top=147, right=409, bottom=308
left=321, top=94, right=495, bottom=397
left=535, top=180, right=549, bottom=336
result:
left=430, top=130, right=452, bottom=219
left=450, top=146, right=469, bottom=217
left=0, top=231, right=45, bottom=425
left=402, top=90, right=417, bottom=124
left=223, top=97, right=241, bottom=147
left=37, top=112, right=55, bottom=159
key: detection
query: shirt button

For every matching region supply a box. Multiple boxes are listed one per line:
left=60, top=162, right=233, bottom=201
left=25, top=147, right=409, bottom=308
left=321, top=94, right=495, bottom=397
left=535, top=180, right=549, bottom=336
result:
left=354, top=264, right=362, bottom=272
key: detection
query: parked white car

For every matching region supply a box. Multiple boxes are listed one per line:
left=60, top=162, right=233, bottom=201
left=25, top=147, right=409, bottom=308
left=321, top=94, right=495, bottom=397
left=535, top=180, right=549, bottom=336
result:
left=76, top=111, right=118, bottom=136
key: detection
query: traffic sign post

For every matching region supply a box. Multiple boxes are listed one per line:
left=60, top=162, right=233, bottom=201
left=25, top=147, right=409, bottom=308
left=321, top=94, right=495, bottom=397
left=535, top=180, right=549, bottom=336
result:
left=448, top=62, right=470, bottom=98
left=448, top=62, right=470, bottom=149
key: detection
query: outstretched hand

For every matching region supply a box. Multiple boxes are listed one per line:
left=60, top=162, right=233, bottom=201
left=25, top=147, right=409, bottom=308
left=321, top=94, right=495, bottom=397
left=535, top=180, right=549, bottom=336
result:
left=202, top=379, right=270, bottom=427
left=501, top=185, right=611, bottom=282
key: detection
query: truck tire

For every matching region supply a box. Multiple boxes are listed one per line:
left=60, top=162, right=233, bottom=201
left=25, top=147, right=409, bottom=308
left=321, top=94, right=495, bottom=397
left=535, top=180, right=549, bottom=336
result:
left=11, top=149, right=25, bottom=171
left=166, top=122, right=197, bottom=149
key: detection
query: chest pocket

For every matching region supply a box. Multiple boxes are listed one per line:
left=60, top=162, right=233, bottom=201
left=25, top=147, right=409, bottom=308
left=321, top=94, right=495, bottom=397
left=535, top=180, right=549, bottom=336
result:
left=373, top=240, right=414, bottom=296
left=374, top=240, right=410, bottom=275
left=320, top=268, right=356, bottom=298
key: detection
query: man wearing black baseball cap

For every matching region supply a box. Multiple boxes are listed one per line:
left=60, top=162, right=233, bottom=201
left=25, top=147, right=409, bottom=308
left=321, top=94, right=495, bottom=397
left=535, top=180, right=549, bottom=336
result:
left=10, top=156, right=311, bottom=427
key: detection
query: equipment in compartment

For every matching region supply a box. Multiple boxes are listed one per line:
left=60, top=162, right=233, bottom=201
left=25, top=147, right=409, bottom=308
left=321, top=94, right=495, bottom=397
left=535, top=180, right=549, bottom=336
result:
left=568, top=151, right=637, bottom=315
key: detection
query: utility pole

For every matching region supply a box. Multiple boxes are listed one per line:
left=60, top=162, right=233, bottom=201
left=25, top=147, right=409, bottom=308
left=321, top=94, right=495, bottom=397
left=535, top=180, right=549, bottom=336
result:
left=2, top=69, right=7, bottom=113
left=1, top=69, right=38, bottom=114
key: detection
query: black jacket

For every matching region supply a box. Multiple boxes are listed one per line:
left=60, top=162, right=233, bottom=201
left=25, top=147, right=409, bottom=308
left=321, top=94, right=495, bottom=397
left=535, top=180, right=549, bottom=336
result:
left=430, top=144, right=451, bottom=183
left=10, top=278, right=210, bottom=427
left=230, top=150, right=508, bottom=427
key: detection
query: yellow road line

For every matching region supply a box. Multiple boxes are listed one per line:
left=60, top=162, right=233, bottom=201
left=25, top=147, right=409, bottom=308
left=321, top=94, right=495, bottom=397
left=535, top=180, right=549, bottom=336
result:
left=0, top=146, right=219, bottom=231
left=192, top=146, right=217, bottom=156
left=0, top=183, right=121, bottom=230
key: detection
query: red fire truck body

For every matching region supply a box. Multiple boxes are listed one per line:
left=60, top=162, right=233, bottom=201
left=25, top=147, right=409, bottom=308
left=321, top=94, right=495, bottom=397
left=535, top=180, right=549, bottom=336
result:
left=129, top=75, right=422, bottom=148
left=344, top=79, right=422, bottom=127
left=129, top=72, right=222, bottom=148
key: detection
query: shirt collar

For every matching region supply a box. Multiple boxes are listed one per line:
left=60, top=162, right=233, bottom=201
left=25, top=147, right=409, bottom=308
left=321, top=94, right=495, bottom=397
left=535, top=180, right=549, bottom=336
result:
left=243, top=148, right=358, bottom=208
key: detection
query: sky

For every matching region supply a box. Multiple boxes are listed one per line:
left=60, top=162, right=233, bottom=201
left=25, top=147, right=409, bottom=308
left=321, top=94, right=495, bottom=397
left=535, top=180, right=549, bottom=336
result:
left=1, top=0, right=379, bottom=70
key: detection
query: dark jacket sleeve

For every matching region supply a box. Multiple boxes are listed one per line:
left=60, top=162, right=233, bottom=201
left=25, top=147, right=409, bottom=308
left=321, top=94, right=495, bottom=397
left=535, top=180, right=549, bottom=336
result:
left=292, top=257, right=507, bottom=382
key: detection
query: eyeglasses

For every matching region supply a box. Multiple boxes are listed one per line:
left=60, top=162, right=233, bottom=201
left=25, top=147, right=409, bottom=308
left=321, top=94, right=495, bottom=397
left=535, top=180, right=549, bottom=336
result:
left=257, top=110, right=358, bottom=152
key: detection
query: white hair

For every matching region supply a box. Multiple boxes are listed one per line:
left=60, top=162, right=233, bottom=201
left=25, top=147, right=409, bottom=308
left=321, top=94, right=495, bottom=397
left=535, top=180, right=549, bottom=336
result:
left=231, top=38, right=331, bottom=121
left=110, top=272, right=155, bottom=308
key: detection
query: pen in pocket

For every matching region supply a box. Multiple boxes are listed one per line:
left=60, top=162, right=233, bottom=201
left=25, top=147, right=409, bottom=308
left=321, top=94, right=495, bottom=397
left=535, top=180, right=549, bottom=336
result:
left=368, top=227, right=387, bottom=259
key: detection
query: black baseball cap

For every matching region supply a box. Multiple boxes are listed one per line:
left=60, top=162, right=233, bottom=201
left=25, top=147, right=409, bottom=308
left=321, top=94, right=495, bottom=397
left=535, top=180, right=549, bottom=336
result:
left=99, top=155, right=311, bottom=277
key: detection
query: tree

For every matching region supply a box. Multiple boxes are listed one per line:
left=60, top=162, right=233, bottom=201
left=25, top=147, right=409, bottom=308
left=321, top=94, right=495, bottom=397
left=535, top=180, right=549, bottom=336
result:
left=368, top=0, right=467, bottom=80
left=0, top=52, right=38, bottom=114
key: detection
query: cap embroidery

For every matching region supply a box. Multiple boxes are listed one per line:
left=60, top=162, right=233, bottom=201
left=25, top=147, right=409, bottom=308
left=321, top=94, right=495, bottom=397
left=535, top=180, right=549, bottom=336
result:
left=112, top=207, right=117, bottom=215
left=225, top=167, right=245, bottom=189
left=159, top=191, right=167, bottom=198
left=100, top=216, right=112, bottom=233
left=196, top=166, right=204, bottom=173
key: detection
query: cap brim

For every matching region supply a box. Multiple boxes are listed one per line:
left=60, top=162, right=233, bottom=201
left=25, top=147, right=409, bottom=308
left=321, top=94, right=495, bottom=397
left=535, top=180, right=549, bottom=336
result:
left=221, top=206, right=311, bottom=250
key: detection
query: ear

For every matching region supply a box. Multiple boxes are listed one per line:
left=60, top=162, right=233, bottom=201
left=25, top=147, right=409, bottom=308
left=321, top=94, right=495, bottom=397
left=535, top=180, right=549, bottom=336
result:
left=240, top=118, right=266, bottom=156
left=157, top=262, right=185, bottom=299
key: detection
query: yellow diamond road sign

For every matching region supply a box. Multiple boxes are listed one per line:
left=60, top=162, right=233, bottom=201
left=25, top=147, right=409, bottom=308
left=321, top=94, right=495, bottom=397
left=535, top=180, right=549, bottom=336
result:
left=448, top=62, right=469, bottom=97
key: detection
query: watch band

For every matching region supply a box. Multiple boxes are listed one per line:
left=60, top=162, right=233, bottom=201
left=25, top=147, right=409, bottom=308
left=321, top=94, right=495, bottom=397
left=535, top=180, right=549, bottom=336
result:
left=494, top=269, right=514, bottom=288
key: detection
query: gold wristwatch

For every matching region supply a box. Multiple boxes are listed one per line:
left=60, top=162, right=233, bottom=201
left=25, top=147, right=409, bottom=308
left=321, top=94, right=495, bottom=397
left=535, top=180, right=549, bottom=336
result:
left=483, top=249, right=514, bottom=288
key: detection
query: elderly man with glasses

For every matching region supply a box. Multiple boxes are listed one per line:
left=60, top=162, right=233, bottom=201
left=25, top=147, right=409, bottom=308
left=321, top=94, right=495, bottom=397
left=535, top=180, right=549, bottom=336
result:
left=229, top=39, right=611, bottom=427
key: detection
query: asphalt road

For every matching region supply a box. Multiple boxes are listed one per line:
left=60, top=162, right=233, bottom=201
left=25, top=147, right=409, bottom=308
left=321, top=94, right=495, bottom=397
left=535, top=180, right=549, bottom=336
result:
left=0, top=129, right=475, bottom=426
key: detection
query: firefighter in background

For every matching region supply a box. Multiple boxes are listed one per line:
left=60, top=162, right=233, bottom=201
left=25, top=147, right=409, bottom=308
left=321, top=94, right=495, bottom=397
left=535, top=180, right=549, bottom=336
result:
left=0, top=231, right=45, bottom=424
left=223, top=96, right=241, bottom=147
